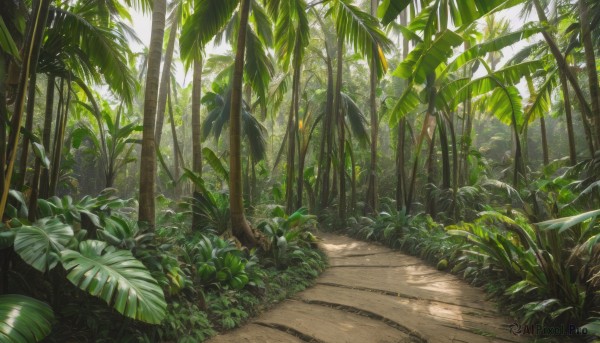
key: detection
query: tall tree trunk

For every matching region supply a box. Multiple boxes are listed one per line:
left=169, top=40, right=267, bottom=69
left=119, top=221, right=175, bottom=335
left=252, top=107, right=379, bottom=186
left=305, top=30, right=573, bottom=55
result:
left=447, top=112, right=459, bottom=220
left=191, top=58, right=203, bottom=230
left=396, top=10, right=409, bottom=210
left=407, top=76, right=436, bottom=214
left=532, top=0, right=595, bottom=155
left=49, top=80, right=70, bottom=195
left=438, top=112, right=450, bottom=189
left=319, top=41, right=334, bottom=210
left=229, top=0, right=257, bottom=247
left=138, top=0, right=166, bottom=227
left=558, top=71, right=577, bottom=165
left=296, top=143, right=306, bottom=210
left=539, top=115, right=549, bottom=166
left=34, top=78, right=56, bottom=199
left=365, top=0, right=378, bottom=214
left=425, top=130, right=436, bottom=216
left=155, top=21, right=178, bottom=148
left=0, top=54, right=8, bottom=219
left=349, top=142, right=356, bottom=213
left=579, top=0, right=600, bottom=149
left=17, top=71, right=37, bottom=190
left=511, top=112, right=524, bottom=187
left=0, top=0, right=50, bottom=219
left=29, top=75, right=54, bottom=219
left=396, top=119, right=406, bottom=210
left=285, top=63, right=300, bottom=214
left=334, top=37, right=346, bottom=224
left=168, top=90, right=181, bottom=197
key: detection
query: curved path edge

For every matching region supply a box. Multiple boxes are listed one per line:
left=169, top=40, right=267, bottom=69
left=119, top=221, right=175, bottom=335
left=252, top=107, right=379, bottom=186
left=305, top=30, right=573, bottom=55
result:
left=208, top=233, right=529, bottom=343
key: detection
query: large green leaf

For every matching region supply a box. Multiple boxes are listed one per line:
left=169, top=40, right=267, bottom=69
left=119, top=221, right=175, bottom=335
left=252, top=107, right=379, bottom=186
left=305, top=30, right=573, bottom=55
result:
left=203, top=147, right=229, bottom=181
left=14, top=218, right=73, bottom=272
left=61, top=240, right=166, bottom=324
left=393, top=29, right=463, bottom=84
left=538, top=209, right=600, bottom=234
left=388, top=86, right=421, bottom=127
left=0, top=295, right=54, bottom=343
left=444, top=24, right=543, bottom=75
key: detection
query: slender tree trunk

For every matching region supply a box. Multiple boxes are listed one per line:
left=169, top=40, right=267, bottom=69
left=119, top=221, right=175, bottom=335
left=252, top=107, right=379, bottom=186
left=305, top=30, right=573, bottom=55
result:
left=155, top=21, right=178, bottom=148
left=285, top=62, right=300, bottom=214
left=349, top=142, right=356, bottom=213
left=396, top=119, right=406, bottom=209
left=532, top=0, right=595, bottom=154
left=29, top=76, right=54, bottom=218
left=558, top=71, right=578, bottom=165
left=138, top=0, right=166, bottom=227
left=334, top=38, right=346, bottom=224
left=168, top=90, right=180, bottom=197
left=365, top=0, right=378, bottom=214
left=438, top=112, right=450, bottom=189
left=0, top=0, right=50, bottom=219
left=229, top=0, right=257, bottom=247
left=49, top=79, right=70, bottom=196
left=17, top=71, right=37, bottom=190
left=191, top=58, right=203, bottom=230
left=407, top=76, right=436, bottom=214
left=539, top=115, right=549, bottom=166
left=447, top=113, right=459, bottom=220
left=425, top=131, right=436, bottom=216
left=396, top=10, right=409, bottom=210
left=296, top=144, right=306, bottom=210
left=319, top=42, right=334, bottom=210
left=39, top=77, right=55, bottom=199
left=0, top=54, right=8, bottom=219
left=511, top=112, right=524, bottom=187
left=579, top=0, right=600, bottom=149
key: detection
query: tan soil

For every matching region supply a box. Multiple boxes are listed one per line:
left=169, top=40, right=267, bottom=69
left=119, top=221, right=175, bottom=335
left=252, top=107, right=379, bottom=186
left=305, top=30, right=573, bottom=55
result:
left=209, top=233, right=528, bottom=343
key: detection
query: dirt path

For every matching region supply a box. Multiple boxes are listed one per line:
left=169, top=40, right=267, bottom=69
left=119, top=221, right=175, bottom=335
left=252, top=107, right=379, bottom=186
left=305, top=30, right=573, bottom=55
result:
left=209, top=234, right=528, bottom=343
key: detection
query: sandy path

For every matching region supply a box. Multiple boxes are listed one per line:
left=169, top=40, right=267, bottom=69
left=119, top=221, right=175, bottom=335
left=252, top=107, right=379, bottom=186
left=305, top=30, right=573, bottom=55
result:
left=208, top=233, right=528, bottom=343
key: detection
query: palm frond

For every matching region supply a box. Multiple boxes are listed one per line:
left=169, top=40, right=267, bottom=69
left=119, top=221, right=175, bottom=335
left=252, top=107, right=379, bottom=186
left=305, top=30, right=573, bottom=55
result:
left=180, top=0, right=239, bottom=62
left=341, top=92, right=369, bottom=145
left=333, top=0, right=393, bottom=78
left=245, top=27, right=274, bottom=109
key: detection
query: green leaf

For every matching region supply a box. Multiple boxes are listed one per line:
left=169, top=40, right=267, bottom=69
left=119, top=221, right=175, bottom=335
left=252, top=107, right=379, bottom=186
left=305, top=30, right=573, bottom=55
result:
left=203, top=147, right=229, bottom=181
left=0, top=17, right=20, bottom=59
left=378, top=0, right=411, bottom=26
left=333, top=0, right=393, bottom=78
left=14, top=218, right=73, bottom=272
left=388, top=86, right=421, bottom=127
left=31, top=143, right=51, bottom=169
left=0, top=295, right=54, bottom=343
left=180, top=0, right=239, bottom=63
left=445, top=24, right=543, bottom=75
left=393, top=29, right=463, bottom=84
left=61, top=240, right=167, bottom=324
left=538, top=209, right=600, bottom=234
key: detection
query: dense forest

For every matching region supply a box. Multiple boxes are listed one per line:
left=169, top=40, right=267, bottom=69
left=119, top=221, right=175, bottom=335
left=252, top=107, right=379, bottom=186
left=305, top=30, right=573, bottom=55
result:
left=1, top=0, right=600, bottom=341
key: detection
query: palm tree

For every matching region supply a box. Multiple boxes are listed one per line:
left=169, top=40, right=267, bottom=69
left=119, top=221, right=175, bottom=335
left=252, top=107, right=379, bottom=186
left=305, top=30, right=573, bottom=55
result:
left=319, top=0, right=391, bottom=221
left=191, top=58, right=203, bottom=230
left=138, top=0, right=166, bottom=227
left=364, top=0, right=380, bottom=215
left=181, top=0, right=259, bottom=246
left=267, top=0, right=309, bottom=214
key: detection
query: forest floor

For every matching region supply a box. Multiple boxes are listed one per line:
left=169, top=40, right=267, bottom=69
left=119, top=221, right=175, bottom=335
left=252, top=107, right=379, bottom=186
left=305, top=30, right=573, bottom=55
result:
left=208, top=233, right=528, bottom=343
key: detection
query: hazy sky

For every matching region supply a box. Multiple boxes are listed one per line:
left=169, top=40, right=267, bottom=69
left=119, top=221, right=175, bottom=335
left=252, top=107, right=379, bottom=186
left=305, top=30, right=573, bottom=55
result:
left=129, top=4, right=537, bottom=87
